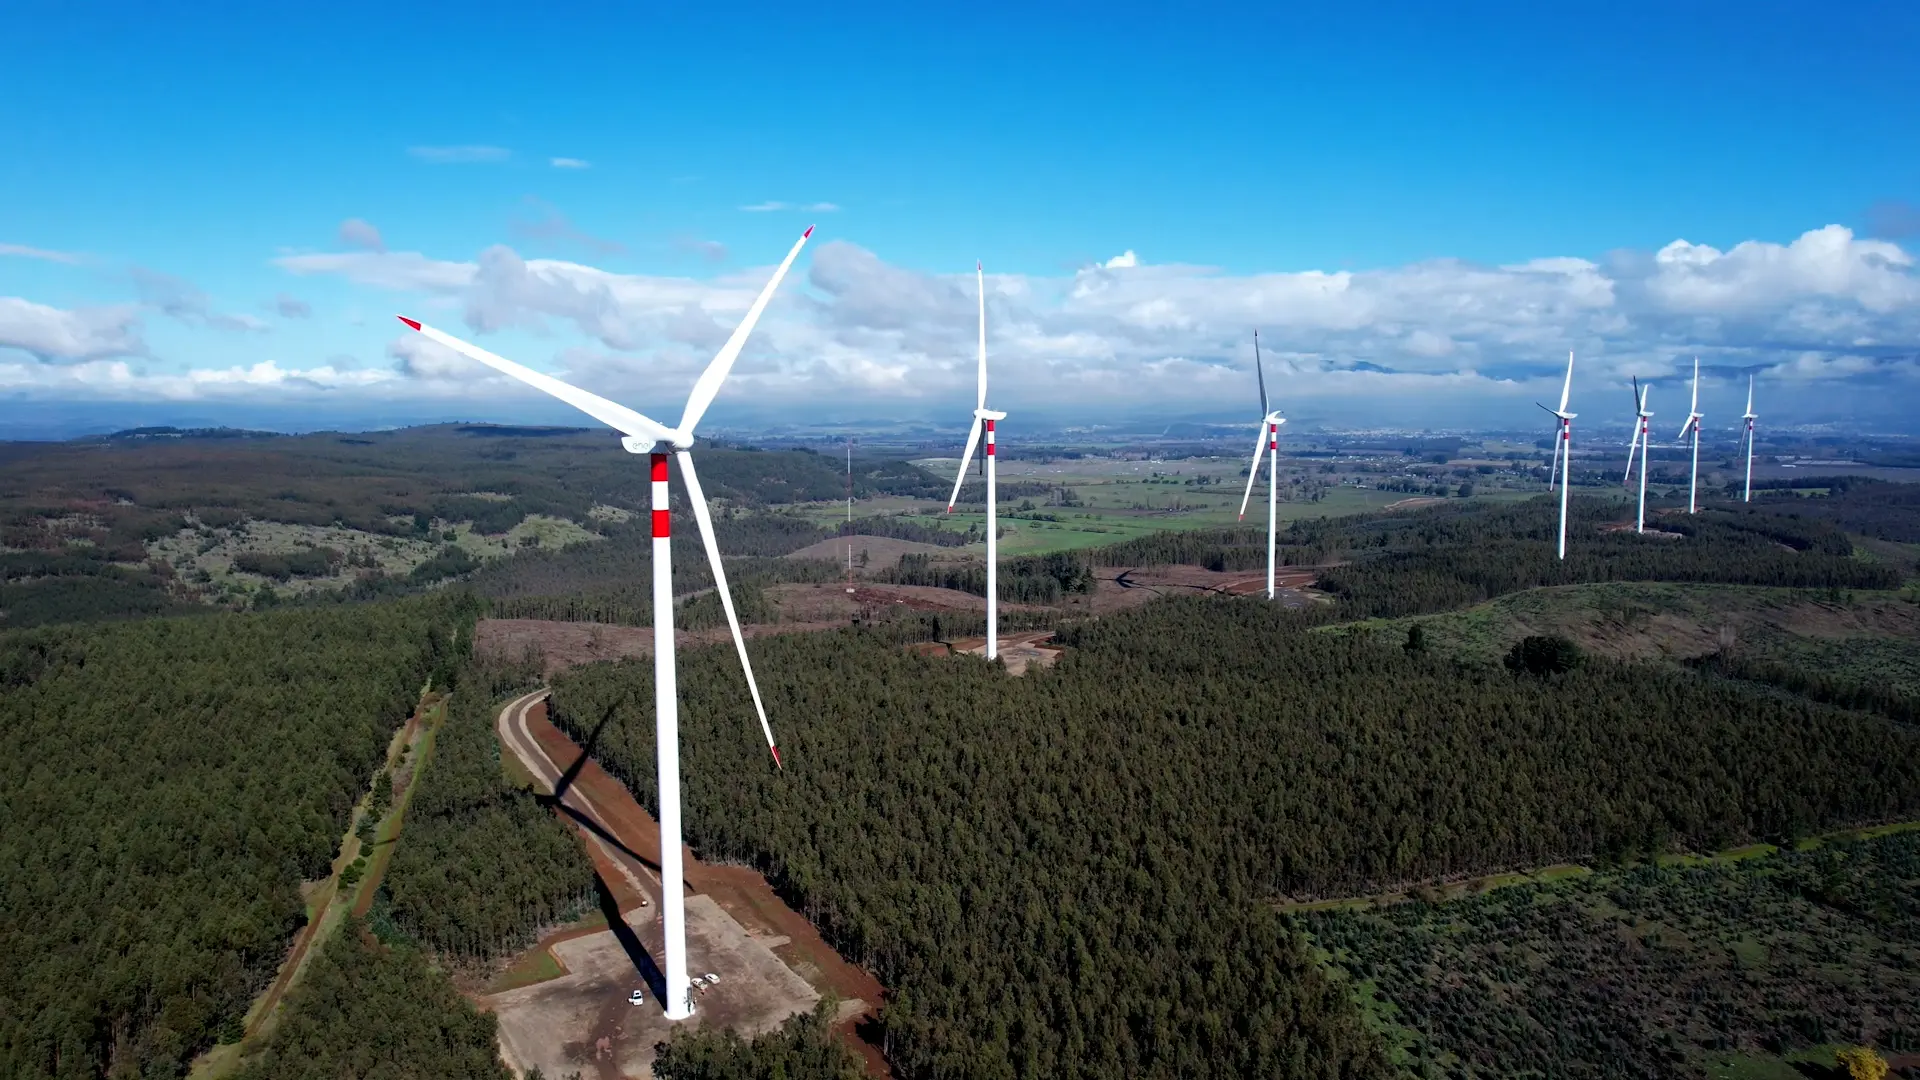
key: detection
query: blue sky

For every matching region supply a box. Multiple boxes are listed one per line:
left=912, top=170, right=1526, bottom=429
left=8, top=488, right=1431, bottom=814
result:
left=2, top=0, right=1917, bottom=436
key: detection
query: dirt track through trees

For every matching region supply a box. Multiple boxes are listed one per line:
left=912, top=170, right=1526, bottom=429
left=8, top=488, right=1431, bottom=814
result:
left=496, top=691, right=892, bottom=1077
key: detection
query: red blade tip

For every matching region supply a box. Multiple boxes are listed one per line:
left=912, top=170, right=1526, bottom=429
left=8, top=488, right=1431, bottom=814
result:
left=770, top=746, right=783, bottom=769
left=802, top=225, right=814, bottom=239
left=397, top=316, right=421, bottom=331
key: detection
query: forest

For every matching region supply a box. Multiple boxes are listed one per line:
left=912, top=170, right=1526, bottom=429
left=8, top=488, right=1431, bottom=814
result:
left=0, top=426, right=947, bottom=625
left=545, top=597, right=1920, bottom=1078
left=0, top=597, right=467, bottom=1079
left=380, top=656, right=598, bottom=960
left=228, top=922, right=512, bottom=1080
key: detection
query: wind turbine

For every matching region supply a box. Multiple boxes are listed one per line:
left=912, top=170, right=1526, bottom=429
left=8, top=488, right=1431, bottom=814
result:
left=946, top=262, right=1004, bottom=660
left=1536, top=351, right=1576, bottom=560
left=1622, top=377, right=1654, bottom=534
left=396, top=225, right=813, bottom=1021
left=1236, top=330, right=1285, bottom=598
left=1741, top=375, right=1759, bottom=503
left=1678, top=357, right=1705, bottom=513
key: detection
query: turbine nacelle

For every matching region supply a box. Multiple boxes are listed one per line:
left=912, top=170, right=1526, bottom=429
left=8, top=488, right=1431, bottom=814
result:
left=975, top=408, right=1008, bottom=421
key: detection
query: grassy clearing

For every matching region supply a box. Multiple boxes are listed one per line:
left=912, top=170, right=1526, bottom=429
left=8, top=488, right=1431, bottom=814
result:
left=1321, top=581, right=1920, bottom=689
left=484, top=946, right=567, bottom=993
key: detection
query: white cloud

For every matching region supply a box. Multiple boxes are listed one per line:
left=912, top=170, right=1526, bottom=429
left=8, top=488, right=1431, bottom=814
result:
left=0, top=357, right=394, bottom=399
left=0, top=243, right=83, bottom=265
left=550, top=157, right=591, bottom=169
left=0, top=298, right=146, bottom=363
left=240, top=222, right=1920, bottom=424
left=408, top=145, right=511, bottom=164
left=338, top=218, right=386, bottom=253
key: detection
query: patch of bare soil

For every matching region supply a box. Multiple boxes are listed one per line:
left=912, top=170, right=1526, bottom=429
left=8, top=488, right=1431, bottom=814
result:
left=783, top=534, right=963, bottom=569
left=1597, top=521, right=1684, bottom=539
left=947, top=631, right=1063, bottom=675
left=1386, top=496, right=1447, bottom=511
left=1090, top=565, right=1326, bottom=613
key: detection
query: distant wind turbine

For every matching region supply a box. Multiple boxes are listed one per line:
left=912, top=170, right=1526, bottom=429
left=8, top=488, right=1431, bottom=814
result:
left=1536, top=351, right=1576, bottom=560
left=1741, top=375, right=1759, bottom=503
left=1236, top=331, right=1285, bottom=598
left=946, top=262, right=1004, bottom=660
left=1623, top=376, right=1654, bottom=534
left=1678, top=357, right=1705, bottom=514
left=395, top=224, right=814, bottom=1021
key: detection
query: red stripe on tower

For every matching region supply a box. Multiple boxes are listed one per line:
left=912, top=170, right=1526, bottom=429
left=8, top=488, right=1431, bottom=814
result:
left=650, top=455, right=669, bottom=482
left=985, top=418, right=996, bottom=456
left=652, top=510, right=670, bottom=538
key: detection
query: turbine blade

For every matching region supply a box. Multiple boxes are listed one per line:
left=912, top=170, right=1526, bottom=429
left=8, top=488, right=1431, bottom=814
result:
left=1535, top=401, right=1559, bottom=417
left=676, top=225, right=814, bottom=436
left=676, top=451, right=780, bottom=768
left=1624, top=424, right=1642, bottom=485
left=1746, top=373, right=1755, bottom=417
left=1631, top=375, right=1641, bottom=414
left=399, top=317, right=673, bottom=445
left=1558, top=350, right=1574, bottom=413
left=1690, top=356, right=1699, bottom=413
left=946, top=419, right=984, bottom=510
left=976, top=261, right=988, bottom=411
left=1254, top=330, right=1268, bottom=416
left=1237, top=421, right=1267, bottom=519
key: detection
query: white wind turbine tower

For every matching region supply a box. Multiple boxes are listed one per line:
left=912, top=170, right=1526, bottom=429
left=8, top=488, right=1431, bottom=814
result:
left=1536, top=351, right=1576, bottom=560
left=1741, top=375, right=1759, bottom=503
left=1678, top=357, right=1706, bottom=513
left=946, top=262, right=1005, bottom=660
left=396, top=225, right=813, bottom=1021
left=1622, top=376, right=1654, bottom=534
left=1236, top=330, right=1285, bottom=598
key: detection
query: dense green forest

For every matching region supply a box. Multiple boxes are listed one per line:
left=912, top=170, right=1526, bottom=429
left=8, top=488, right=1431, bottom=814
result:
left=879, top=550, right=1096, bottom=603
left=1740, top=477, right=1920, bottom=543
left=380, top=658, right=597, bottom=960
left=1302, top=830, right=1920, bottom=1075
left=651, top=1000, right=868, bottom=1080
left=546, top=598, right=1920, bottom=1078
left=0, top=598, right=467, bottom=1079
left=229, top=923, right=511, bottom=1080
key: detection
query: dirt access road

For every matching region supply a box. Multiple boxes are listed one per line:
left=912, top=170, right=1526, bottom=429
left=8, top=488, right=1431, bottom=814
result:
left=491, top=691, right=890, bottom=1079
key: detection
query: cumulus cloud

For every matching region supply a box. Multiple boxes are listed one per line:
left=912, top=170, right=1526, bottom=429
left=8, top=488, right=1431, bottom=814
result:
left=740, top=201, right=840, bottom=213
left=0, top=298, right=147, bottom=363
left=408, top=145, right=511, bottom=164
left=0, top=242, right=83, bottom=265
left=338, top=218, right=386, bottom=253
left=257, top=222, right=1918, bottom=424
left=131, top=267, right=269, bottom=332
left=550, top=157, right=591, bottom=169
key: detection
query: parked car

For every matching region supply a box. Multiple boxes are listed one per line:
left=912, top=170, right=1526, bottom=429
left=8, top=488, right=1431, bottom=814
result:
left=628, top=989, right=645, bottom=1006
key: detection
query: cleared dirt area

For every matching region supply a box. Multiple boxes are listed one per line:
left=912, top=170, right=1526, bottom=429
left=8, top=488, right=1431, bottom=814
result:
left=1385, top=496, right=1448, bottom=511
left=491, top=693, right=890, bottom=1078
left=946, top=631, right=1063, bottom=675
left=1090, top=564, right=1324, bottom=613
left=476, top=582, right=1011, bottom=676
left=783, top=534, right=963, bottom=569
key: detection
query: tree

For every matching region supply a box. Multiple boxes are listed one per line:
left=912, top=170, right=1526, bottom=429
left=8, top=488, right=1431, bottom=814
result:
left=1504, top=634, right=1583, bottom=677
left=1404, top=624, right=1427, bottom=654
left=1836, top=1047, right=1890, bottom=1080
